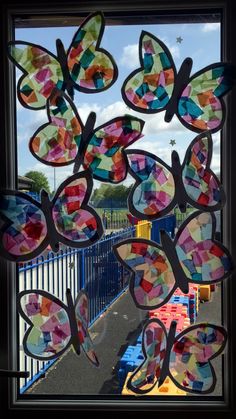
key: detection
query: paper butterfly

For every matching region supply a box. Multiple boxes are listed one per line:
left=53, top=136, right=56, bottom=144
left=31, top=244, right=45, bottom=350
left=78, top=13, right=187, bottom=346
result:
left=29, top=89, right=144, bottom=183
left=127, top=318, right=227, bottom=394
left=17, top=288, right=99, bottom=366
left=8, top=11, right=118, bottom=110
left=121, top=31, right=235, bottom=133
left=113, top=211, right=234, bottom=310
left=0, top=171, right=103, bottom=262
left=126, top=131, right=225, bottom=220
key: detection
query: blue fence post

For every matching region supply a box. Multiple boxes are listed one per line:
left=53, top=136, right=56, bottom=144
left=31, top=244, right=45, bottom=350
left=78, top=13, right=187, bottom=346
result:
left=79, top=249, right=85, bottom=289
left=151, top=214, right=176, bottom=243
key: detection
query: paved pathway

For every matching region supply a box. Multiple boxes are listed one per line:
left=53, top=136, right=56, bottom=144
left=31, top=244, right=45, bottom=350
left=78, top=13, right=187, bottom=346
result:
left=28, top=286, right=222, bottom=396
left=28, top=290, right=146, bottom=395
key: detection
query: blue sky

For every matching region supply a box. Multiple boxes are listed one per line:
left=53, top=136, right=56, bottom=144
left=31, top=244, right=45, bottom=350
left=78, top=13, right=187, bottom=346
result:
left=15, top=20, right=221, bottom=191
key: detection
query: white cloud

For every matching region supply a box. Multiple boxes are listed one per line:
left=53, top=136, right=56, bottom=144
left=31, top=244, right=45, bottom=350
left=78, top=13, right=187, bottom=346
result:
left=74, top=102, right=101, bottom=123
left=17, top=110, right=47, bottom=143
left=201, top=23, right=220, bottom=33
left=75, top=100, right=187, bottom=137
left=120, top=44, right=139, bottom=69
left=75, top=100, right=128, bottom=126
left=142, top=114, right=186, bottom=136
left=161, top=37, right=180, bottom=59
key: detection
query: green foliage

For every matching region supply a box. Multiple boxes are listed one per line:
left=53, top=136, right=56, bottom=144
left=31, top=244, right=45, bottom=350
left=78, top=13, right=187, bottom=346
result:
left=24, top=171, right=50, bottom=194
left=92, top=183, right=133, bottom=207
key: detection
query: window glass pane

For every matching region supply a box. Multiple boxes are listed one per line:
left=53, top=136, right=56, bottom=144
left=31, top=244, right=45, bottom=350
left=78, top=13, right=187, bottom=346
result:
left=12, top=13, right=225, bottom=399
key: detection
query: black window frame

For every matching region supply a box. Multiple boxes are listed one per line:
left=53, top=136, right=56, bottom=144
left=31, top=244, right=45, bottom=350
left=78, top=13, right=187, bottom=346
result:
left=0, top=0, right=235, bottom=414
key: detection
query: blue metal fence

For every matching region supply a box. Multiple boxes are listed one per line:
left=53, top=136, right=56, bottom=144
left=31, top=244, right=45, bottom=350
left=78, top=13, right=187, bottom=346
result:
left=18, top=227, right=135, bottom=394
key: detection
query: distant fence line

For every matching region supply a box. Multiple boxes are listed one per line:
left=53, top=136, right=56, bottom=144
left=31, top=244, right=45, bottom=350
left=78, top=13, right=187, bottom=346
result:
left=26, top=191, right=192, bottom=230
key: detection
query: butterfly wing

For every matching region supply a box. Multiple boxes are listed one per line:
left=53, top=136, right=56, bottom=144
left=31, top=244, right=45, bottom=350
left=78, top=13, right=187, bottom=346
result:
left=113, top=239, right=176, bottom=310
left=8, top=41, right=64, bottom=110
left=29, top=90, right=84, bottom=166
left=67, top=12, right=118, bottom=92
left=52, top=171, right=103, bottom=247
left=18, top=290, right=72, bottom=361
left=121, top=31, right=176, bottom=113
left=83, top=116, right=144, bottom=183
left=126, top=149, right=176, bottom=219
left=182, top=132, right=225, bottom=211
left=169, top=323, right=227, bottom=393
left=0, top=192, right=48, bottom=262
left=174, top=211, right=234, bottom=284
left=177, top=63, right=235, bottom=133
left=74, top=290, right=99, bottom=366
left=127, top=319, right=167, bottom=394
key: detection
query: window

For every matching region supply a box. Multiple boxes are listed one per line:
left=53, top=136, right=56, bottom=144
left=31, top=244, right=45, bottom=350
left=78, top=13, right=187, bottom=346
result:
left=0, top=0, right=235, bottom=413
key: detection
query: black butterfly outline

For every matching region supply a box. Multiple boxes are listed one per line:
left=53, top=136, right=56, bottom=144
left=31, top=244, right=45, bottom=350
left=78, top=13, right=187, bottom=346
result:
left=125, top=131, right=226, bottom=220
left=8, top=11, right=118, bottom=110
left=126, top=318, right=227, bottom=395
left=121, top=30, right=235, bottom=133
left=113, top=210, right=234, bottom=311
left=17, top=288, right=99, bottom=366
left=28, top=88, right=145, bottom=183
left=0, top=170, right=104, bottom=262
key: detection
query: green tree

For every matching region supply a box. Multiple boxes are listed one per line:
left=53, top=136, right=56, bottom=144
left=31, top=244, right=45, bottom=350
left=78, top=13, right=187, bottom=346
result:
left=24, top=171, right=50, bottom=194
left=91, top=183, right=133, bottom=207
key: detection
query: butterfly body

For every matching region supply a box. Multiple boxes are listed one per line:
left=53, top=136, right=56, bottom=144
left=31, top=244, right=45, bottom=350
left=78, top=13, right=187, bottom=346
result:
left=39, top=189, right=60, bottom=253
left=8, top=12, right=118, bottom=110
left=126, top=131, right=225, bottom=220
left=164, top=58, right=193, bottom=123
left=63, top=289, right=81, bottom=356
left=159, top=230, right=189, bottom=295
left=55, top=39, right=75, bottom=100
left=17, top=288, right=99, bottom=365
left=72, top=111, right=96, bottom=174
left=127, top=318, right=227, bottom=394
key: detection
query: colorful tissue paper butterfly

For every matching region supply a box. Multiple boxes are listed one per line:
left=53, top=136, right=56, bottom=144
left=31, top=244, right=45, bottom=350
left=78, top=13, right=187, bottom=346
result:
left=127, top=318, right=227, bottom=394
left=0, top=171, right=103, bottom=262
left=113, top=211, right=234, bottom=310
left=121, top=31, right=235, bottom=133
left=28, top=89, right=144, bottom=183
left=17, top=288, right=99, bottom=365
left=126, top=131, right=225, bottom=220
left=8, top=11, right=118, bottom=110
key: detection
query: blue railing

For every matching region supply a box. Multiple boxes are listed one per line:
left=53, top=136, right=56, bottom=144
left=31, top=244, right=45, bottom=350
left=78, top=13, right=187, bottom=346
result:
left=18, top=227, right=135, bottom=394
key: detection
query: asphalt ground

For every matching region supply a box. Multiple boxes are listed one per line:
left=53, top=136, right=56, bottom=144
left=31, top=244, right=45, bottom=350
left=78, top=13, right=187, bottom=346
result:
left=25, top=284, right=223, bottom=397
